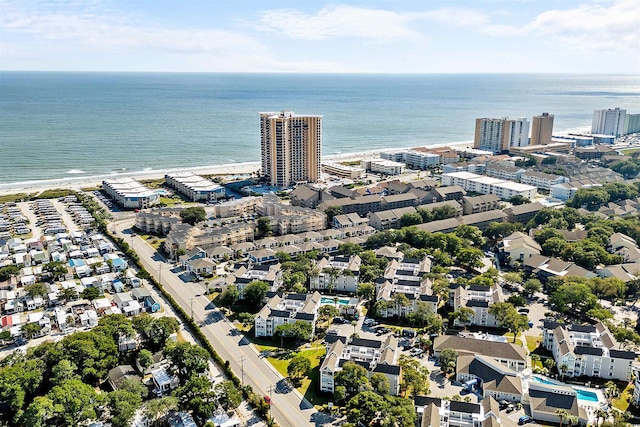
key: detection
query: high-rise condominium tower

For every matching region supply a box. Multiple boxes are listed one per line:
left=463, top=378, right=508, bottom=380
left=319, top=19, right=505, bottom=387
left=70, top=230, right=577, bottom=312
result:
left=531, top=112, right=554, bottom=145
left=260, top=111, right=322, bottom=187
left=474, top=117, right=529, bottom=153
left=592, top=108, right=627, bottom=136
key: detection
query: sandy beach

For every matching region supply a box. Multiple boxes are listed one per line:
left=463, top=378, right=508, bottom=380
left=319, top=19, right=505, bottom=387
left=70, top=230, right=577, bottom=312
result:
left=0, top=142, right=473, bottom=197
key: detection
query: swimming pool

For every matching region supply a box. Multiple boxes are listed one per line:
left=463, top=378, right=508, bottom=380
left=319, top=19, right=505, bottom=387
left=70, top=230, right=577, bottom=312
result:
left=532, top=376, right=600, bottom=403
left=320, top=297, right=351, bottom=306
left=575, top=389, right=598, bottom=402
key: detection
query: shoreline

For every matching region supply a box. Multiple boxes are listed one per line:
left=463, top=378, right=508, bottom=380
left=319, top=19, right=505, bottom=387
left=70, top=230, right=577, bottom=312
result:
left=0, top=141, right=474, bottom=196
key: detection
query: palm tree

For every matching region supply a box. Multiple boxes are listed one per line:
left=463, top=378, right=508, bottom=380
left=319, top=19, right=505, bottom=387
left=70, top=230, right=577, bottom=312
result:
left=555, top=409, right=569, bottom=427
left=559, top=364, right=569, bottom=380
left=566, top=415, right=578, bottom=427
left=531, top=354, right=541, bottom=369
left=595, top=408, right=608, bottom=427
left=604, top=381, right=620, bottom=403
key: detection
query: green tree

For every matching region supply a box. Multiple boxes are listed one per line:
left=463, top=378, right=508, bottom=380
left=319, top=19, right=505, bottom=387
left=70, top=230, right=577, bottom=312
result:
left=47, top=379, right=104, bottom=426
left=143, top=396, right=178, bottom=424
left=80, top=286, right=101, bottom=300
left=406, top=301, right=441, bottom=330
left=356, top=282, right=376, bottom=302
left=370, top=373, right=390, bottom=395
left=454, top=225, right=484, bottom=247
left=42, top=261, right=69, bottom=280
left=335, top=361, right=370, bottom=397
left=346, top=391, right=386, bottom=425
left=242, top=280, right=269, bottom=306
left=456, top=248, right=484, bottom=269
left=400, top=212, right=423, bottom=227
left=502, top=272, right=523, bottom=287
left=523, top=278, right=542, bottom=296
left=338, top=242, right=363, bottom=256
left=568, top=187, right=610, bottom=209
left=287, top=354, right=311, bottom=381
left=0, top=265, right=20, bottom=282
left=109, top=390, right=142, bottom=427
left=214, top=380, right=242, bottom=410
left=25, top=282, right=47, bottom=298
left=398, top=354, right=430, bottom=396
left=484, top=222, right=520, bottom=240
left=176, top=375, right=217, bottom=419
left=164, top=343, right=209, bottom=381
left=137, top=349, right=154, bottom=371
left=21, top=322, right=42, bottom=339
left=439, top=348, right=458, bottom=375
left=509, top=195, right=530, bottom=205
left=219, top=284, right=240, bottom=307
left=550, top=282, right=598, bottom=316
left=180, top=206, right=207, bottom=225
left=392, top=292, right=410, bottom=317
left=21, top=396, right=54, bottom=427
left=275, top=321, right=312, bottom=345
left=324, top=206, right=344, bottom=226
left=51, top=360, right=78, bottom=383
left=450, top=307, right=475, bottom=325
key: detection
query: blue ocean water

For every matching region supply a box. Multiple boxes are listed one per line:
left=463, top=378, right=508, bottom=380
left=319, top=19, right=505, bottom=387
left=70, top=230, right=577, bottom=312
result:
left=1, top=72, right=639, bottom=184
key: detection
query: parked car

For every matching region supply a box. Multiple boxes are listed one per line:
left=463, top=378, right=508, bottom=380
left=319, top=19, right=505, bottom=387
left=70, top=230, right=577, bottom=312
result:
left=333, top=317, right=348, bottom=324
left=518, top=415, right=533, bottom=425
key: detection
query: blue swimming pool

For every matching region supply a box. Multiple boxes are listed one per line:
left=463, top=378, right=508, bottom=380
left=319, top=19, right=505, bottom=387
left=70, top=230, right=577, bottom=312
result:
left=532, top=376, right=599, bottom=403
left=320, top=297, right=351, bottom=305
left=575, top=389, right=598, bottom=402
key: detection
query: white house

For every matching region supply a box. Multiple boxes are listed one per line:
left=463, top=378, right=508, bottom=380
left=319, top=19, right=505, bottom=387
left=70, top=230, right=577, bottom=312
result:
left=309, top=255, right=361, bottom=293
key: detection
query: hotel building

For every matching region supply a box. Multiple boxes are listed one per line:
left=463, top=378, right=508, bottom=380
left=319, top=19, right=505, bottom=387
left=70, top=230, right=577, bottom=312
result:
left=592, top=108, right=627, bottom=136
left=260, top=110, right=322, bottom=187
left=531, top=112, right=554, bottom=145
left=474, top=117, right=529, bottom=153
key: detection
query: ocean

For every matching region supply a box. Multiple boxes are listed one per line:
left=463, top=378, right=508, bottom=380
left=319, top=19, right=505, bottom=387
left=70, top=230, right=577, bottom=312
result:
left=1, top=72, right=639, bottom=184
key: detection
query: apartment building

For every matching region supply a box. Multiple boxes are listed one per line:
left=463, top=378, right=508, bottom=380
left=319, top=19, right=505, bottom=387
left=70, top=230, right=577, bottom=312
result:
left=474, top=117, right=529, bottom=153
left=309, top=255, right=361, bottom=293
left=498, top=231, right=542, bottom=267
left=449, top=284, right=503, bottom=327
left=503, top=202, right=544, bottom=224
left=461, top=195, right=501, bottom=215
left=531, top=113, right=554, bottom=145
left=441, top=172, right=537, bottom=200
left=417, top=397, right=510, bottom=427
left=541, top=320, right=636, bottom=380
left=321, top=162, right=364, bottom=179
left=134, top=211, right=181, bottom=235
left=592, top=108, right=627, bottom=136
left=520, top=171, right=569, bottom=191
left=320, top=335, right=401, bottom=395
left=433, top=335, right=528, bottom=373
left=361, top=159, right=405, bottom=175
left=210, top=197, right=259, bottom=218
left=164, top=172, right=225, bottom=202
left=260, top=110, right=322, bottom=187
left=102, top=178, right=159, bottom=209
left=485, top=165, right=524, bottom=182
left=258, top=195, right=326, bottom=234
left=254, top=291, right=322, bottom=338
left=367, top=207, right=417, bottom=230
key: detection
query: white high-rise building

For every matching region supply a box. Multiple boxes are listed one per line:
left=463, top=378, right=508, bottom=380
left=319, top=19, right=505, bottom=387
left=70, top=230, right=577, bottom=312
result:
left=260, top=110, right=322, bottom=187
left=504, top=117, right=530, bottom=148
left=592, top=108, right=627, bottom=136
left=474, top=117, right=529, bottom=153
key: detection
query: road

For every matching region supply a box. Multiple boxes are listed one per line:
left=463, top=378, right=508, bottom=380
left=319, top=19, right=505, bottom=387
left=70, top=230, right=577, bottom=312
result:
left=111, top=218, right=322, bottom=427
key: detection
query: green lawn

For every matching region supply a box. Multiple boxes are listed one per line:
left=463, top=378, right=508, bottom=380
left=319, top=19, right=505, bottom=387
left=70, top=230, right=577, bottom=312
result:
left=612, top=383, right=634, bottom=411
left=620, top=148, right=640, bottom=155
left=525, top=335, right=542, bottom=352
left=266, top=347, right=330, bottom=407
left=502, top=332, right=523, bottom=346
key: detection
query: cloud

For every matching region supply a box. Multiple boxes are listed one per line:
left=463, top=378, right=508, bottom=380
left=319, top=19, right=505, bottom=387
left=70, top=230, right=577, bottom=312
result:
left=525, top=0, right=640, bottom=50
left=251, top=5, right=427, bottom=42
left=0, top=3, right=262, bottom=56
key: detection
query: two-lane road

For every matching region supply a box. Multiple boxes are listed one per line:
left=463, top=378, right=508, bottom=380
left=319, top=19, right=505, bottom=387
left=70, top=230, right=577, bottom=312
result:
left=111, top=219, right=320, bottom=427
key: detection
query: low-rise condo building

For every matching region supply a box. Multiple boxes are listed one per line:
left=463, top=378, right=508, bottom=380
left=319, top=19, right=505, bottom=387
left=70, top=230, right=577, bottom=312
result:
left=102, top=178, right=159, bottom=209
left=164, top=172, right=225, bottom=202
left=254, top=291, right=321, bottom=338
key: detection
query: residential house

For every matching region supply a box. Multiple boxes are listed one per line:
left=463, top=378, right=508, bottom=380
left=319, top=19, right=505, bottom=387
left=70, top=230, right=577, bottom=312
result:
left=524, top=256, right=596, bottom=284
left=461, top=195, right=501, bottom=215
left=455, top=354, right=522, bottom=403
left=527, top=382, right=588, bottom=426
